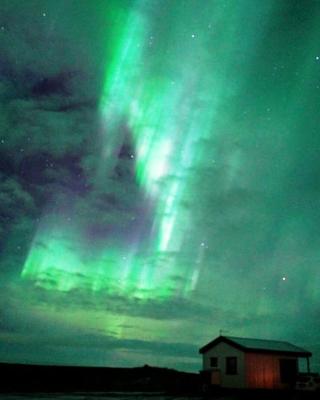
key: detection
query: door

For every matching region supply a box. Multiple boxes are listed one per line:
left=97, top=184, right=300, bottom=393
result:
left=211, top=370, right=221, bottom=385
left=279, top=359, right=298, bottom=385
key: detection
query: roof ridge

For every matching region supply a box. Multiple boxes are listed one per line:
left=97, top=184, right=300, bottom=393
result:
left=226, top=335, right=294, bottom=344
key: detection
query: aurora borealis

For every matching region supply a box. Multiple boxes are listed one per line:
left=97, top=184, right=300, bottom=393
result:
left=1, top=0, right=320, bottom=372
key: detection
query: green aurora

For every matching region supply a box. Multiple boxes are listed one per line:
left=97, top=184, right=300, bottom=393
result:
left=22, top=0, right=224, bottom=299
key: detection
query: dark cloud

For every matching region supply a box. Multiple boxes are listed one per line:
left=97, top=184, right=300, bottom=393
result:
left=31, top=71, right=76, bottom=97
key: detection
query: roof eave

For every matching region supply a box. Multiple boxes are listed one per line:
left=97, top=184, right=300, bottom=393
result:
left=245, top=348, right=312, bottom=357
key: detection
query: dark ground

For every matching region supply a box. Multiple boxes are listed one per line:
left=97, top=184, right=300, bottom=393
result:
left=0, top=363, right=200, bottom=393
left=0, top=363, right=319, bottom=399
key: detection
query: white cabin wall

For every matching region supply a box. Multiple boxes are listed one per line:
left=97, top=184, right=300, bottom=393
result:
left=202, top=342, right=246, bottom=388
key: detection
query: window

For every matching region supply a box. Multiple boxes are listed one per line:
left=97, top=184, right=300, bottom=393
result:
left=226, top=357, right=237, bottom=375
left=210, top=357, right=218, bottom=367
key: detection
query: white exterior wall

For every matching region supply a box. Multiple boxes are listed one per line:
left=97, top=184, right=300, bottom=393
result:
left=202, top=342, right=246, bottom=388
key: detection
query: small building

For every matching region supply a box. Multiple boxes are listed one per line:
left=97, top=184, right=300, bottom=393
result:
left=199, top=335, right=312, bottom=390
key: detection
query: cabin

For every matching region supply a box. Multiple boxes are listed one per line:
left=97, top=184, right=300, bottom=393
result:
left=199, top=335, right=312, bottom=390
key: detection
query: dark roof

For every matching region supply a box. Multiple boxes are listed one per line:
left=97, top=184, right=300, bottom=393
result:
left=199, top=336, right=312, bottom=357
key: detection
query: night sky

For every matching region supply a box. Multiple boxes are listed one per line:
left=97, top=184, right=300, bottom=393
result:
left=1, top=0, right=320, bottom=373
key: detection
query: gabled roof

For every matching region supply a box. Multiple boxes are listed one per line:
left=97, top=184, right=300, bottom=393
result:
left=199, top=335, right=312, bottom=357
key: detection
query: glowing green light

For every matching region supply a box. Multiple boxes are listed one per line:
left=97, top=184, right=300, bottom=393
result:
left=22, top=0, right=228, bottom=299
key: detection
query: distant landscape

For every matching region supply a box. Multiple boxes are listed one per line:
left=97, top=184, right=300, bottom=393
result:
left=0, top=363, right=200, bottom=394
